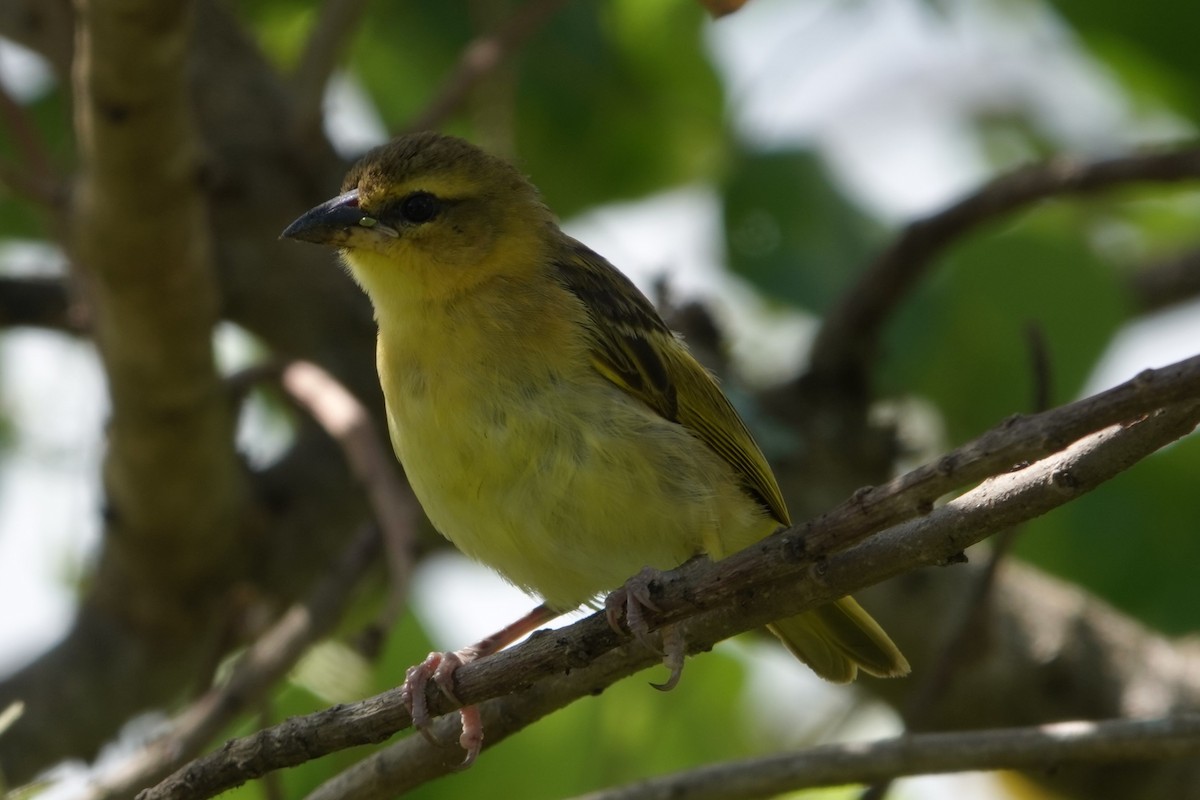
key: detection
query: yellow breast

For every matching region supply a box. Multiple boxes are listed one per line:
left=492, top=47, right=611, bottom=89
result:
left=372, top=276, right=768, bottom=610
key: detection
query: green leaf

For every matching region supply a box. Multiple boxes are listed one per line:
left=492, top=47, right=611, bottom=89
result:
left=721, top=148, right=882, bottom=312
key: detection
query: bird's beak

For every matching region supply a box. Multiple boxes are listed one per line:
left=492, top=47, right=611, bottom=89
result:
left=281, top=189, right=375, bottom=245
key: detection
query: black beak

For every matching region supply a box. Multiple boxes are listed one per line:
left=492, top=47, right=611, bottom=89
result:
left=281, top=190, right=364, bottom=244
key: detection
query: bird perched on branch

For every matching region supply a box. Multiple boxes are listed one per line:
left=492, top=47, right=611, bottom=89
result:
left=282, top=131, right=908, bottom=765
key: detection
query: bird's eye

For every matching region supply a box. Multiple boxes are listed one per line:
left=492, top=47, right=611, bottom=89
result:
left=400, top=191, right=440, bottom=224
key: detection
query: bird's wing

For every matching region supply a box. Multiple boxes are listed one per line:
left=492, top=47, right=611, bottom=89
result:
left=552, top=241, right=790, bottom=526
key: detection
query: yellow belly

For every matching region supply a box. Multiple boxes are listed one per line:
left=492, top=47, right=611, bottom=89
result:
left=379, top=338, right=771, bottom=611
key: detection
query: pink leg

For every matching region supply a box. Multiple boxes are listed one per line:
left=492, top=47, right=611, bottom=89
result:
left=401, top=603, right=558, bottom=767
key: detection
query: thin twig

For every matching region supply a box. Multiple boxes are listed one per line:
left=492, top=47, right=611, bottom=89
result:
left=1024, top=322, right=1053, bottom=415
left=809, top=146, right=1200, bottom=380
left=570, top=715, right=1200, bottom=800
left=404, top=0, right=569, bottom=134
left=0, top=77, right=59, bottom=207
left=230, top=359, right=421, bottom=644
left=281, top=360, right=421, bottom=636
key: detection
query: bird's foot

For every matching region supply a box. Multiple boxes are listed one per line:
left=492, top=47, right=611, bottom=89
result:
left=400, top=649, right=483, bottom=768
left=605, top=566, right=686, bottom=691
left=398, top=604, right=557, bottom=769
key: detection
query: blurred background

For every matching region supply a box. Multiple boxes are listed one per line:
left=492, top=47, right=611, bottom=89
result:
left=0, top=0, right=1198, bottom=798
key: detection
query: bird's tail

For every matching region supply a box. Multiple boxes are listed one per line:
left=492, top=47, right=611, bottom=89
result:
left=768, top=597, right=910, bottom=683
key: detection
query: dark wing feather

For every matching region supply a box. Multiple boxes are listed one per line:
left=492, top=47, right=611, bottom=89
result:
left=552, top=240, right=790, bottom=526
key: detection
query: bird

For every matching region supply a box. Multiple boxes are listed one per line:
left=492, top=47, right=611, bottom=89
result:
left=282, top=131, right=908, bottom=765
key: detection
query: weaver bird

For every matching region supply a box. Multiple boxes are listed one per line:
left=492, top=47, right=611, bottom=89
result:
left=282, top=132, right=908, bottom=765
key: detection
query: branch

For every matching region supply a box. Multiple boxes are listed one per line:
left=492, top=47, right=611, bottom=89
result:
left=809, top=145, right=1200, bottom=379
left=857, top=327, right=1055, bottom=800
left=81, top=525, right=381, bottom=800
left=569, top=715, right=1200, bottom=800
left=74, top=0, right=244, bottom=598
left=79, top=360, right=418, bottom=798
left=301, top=401, right=1200, bottom=800
left=140, top=358, right=1200, bottom=800
left=0, top=0, right=251, bottom=783
left=1, top=0, right=385, bottom=784
left=802, top=352, right=1200, bottom=556
left=404, top=0, right=569, bottom=133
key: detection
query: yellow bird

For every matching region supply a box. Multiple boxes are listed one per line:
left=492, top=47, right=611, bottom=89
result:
left=283, top=132, right=907, bottom=763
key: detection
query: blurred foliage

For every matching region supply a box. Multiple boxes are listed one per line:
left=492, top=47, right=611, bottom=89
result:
left=347, top=3, right=476, bottom=132
left=245, top=0, right=728, bottom=215
left=722, top=148, right=882, bottom=312
left=880, top=203, right=1128, bottom=440
left=514, top=0, right=726, bottom=214
left=1049, top=0, right=1200, bottom=122
left=0, top=88, right=70, bottom=240
left=1018, top=439, right=1200, bottom=636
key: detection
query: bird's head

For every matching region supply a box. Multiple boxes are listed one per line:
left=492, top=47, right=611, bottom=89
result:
left=282, top=132, right=554, bottom=304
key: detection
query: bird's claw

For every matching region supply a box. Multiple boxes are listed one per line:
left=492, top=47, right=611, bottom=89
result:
left=650, top=625, right=685, bottom=692
left=605, top=566, right=686, bottom=690
left=400, top=650, right=482, bottom=766
left=605, top=567, right=663, bottom=652
left=457, top=705, right=483, bottom=768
